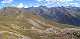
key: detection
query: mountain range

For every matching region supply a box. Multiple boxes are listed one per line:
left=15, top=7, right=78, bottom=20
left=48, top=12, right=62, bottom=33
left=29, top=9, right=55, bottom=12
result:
left=0, top=6, right=80, bottom=39
left=2, top=6, right=80, bottom=26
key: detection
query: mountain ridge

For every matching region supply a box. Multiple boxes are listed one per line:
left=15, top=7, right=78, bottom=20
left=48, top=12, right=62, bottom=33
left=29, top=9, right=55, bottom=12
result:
left=1, top=6, right=80, bottom=26
left=0, top=7, right=80, bottom=39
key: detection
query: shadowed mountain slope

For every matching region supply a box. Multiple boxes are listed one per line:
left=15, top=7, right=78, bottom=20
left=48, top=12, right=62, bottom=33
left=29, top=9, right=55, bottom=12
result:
left=23, top=6, right=80, bottom=26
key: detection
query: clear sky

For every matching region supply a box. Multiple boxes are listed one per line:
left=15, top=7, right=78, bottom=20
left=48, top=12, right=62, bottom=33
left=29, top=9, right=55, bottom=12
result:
left=0, top=0, right=80, bottom=8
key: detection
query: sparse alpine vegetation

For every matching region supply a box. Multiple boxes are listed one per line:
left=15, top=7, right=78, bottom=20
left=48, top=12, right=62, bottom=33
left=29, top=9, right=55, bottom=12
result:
left=0, top=7, right=79, bottom=39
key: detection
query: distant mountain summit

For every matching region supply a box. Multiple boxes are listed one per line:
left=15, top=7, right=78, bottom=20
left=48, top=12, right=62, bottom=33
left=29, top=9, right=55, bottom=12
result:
left=24, top=6, right=80, bottom=26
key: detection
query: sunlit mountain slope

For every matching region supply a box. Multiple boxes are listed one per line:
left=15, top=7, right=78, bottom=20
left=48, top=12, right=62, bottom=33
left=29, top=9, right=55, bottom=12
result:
left=0, top=7, right=79, bottom=39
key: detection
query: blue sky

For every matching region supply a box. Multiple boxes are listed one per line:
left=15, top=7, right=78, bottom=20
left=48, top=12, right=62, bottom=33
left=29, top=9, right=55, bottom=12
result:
left=0, top=0, right=80, bottom=8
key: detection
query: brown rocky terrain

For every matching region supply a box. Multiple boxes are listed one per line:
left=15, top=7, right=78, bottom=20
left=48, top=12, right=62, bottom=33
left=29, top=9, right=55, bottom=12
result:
left=0, top=7, right=79, bottom=39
